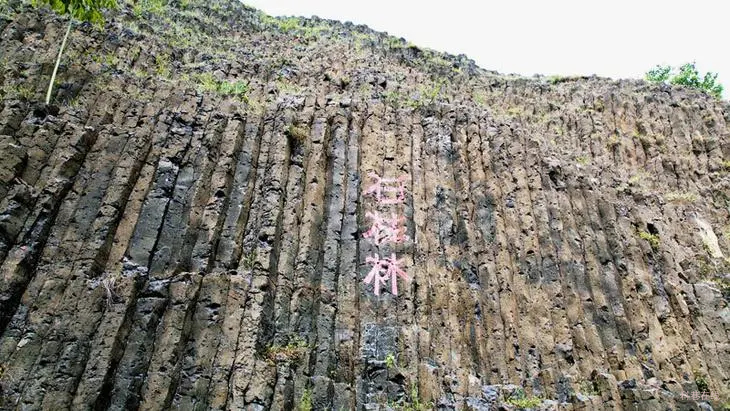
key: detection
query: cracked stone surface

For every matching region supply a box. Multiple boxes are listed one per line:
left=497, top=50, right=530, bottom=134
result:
left=0, top=0, right=729, bottom=409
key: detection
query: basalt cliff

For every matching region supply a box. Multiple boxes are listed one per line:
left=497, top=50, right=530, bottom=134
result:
left=0, top=0, right=729, bottom=409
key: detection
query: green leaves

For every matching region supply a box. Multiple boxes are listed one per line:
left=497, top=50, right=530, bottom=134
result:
left=36, top=0, right=116, bottom=104
left=195, top=73, right=250, bottom=102
left=35, top=0, right=117, bottom=25
left=645, top=65, right=671, bottom=83
left=645, top=62, right=723, bottom=99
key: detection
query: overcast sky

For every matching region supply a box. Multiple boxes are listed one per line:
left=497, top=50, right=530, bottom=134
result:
left=243, top=0, right=728, bottom=99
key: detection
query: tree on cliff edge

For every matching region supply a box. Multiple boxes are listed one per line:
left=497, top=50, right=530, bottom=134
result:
left=646, top=63, right=723, bottom=99
left=34, top=0, right=117, bottom=104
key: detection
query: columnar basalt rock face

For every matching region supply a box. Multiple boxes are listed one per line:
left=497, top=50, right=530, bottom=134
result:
left=0, top=1, right=729, bottom=410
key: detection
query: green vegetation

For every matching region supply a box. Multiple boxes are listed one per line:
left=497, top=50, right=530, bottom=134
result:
left=275, top=78, right=304, bottom=96
left=298, top=388, right=313, bottom=411
left=265, top=336, right=309, bottom=364
left=133, top=0, right=166, bottom=17
left=645, top=65, right=671, bottom=83
left=634, top=130, right=655, bottom=150
left=155, top=53, right=171, bottom=78
left=577, top=380, right=599, bottom=396
left=638, top=230, right=660, bottom=250
left=383, top=90, right=404, bottom=107
left=384, top=353, right=396, bottom=369
left=473, top=91, right=487, bottom=107
left=383, top=80, right=444, bottom=110
left=241, top=249, right=256, bottom=270
left=389, top=382, right=430, bottom=411
left=34, top=0, right=116, bottom=24
left=34, top=0, right=117, bottom=104
left=576, top=156, right=590, bottom=166
left=628, top=172, right=646, bottom=185
left=0, top=0, right=13, bottom=18
left=695, top=373, right=709, bottom=393
left=505, top=388, right=542, bottom=409
left=547, top=75, right=564, bottom=84
left=0, top=83, right=35, bottom=100
left=286, top=125, right=309, bottom=143
left=269, top=16, right=300, bottom=33
left=665, top=191, right=698, bottom=204
left=196, top=73, right=249, bottom=101
left=646, top=63, right=723, bottom=99
left=506, top=106, right=523, bottom=116
left=419, top=79, right=444, bottom=105
left=260, top=14, right=329, bottom=40
left=607, top=134, right=622, bottom=149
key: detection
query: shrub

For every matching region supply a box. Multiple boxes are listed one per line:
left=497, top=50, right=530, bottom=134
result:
left=505, top=388, right=542, bottom=409
left=646, top=63, right=723, bottom=99
left=384, top=353, right=396, bottom=369
left=638, top=230, right=660, bottom=250
left=286, top=125, right=308, bottom=142
left=695, top=373, right=709, bottom=393
left=645, top=65, right=671, bottom=83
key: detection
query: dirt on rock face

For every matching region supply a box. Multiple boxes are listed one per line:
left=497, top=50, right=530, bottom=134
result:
left=0, top=0, right=729, bottom=410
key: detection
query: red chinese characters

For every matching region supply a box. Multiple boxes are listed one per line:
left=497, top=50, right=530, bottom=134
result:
left=363, top=253, right=410, bottom=296
left=362, top=211, right=408, bottom=246
left=361, top=172, right=410, bottom=296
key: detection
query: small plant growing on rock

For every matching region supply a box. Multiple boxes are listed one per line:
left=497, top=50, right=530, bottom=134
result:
left=298, top=388, right=313, bottom=411
left=286, top=125, right=309, bottom=143
left=505, top=388, right=542, bottom=409
left=401, top=382, right=430, bottom=411
left=473, top=91, right=487, bottom=107
left=265, top=336, right=309, bottom=364
left=419, top=79, right=444, bottom=105
left=694, top=373, right=709, bottom=394
left=242, top=250, right=256, bottom=270
left=578, top=380, right=599, bottom=396
left=638, top=230, right=660, bottom=251
left=383, top=90, right=401, bottom=107
left=155, top=53, right=171, bottom=78
left=384, top=352, right=396, bottom=369
left=665, top=191, right=698, bottom=204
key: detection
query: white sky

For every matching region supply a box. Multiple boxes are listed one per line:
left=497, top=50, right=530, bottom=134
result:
left=243, top=0, right=729, bottom=99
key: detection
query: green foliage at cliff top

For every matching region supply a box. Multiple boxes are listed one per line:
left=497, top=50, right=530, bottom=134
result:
left=646, top=63, right=723, bottom=99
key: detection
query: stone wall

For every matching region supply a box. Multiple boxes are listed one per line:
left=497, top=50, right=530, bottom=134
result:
left=0, top=0, right=728, bottom=409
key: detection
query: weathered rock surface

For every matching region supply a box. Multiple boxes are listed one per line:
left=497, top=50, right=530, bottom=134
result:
left=0, top=0, right=729, bottom=409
